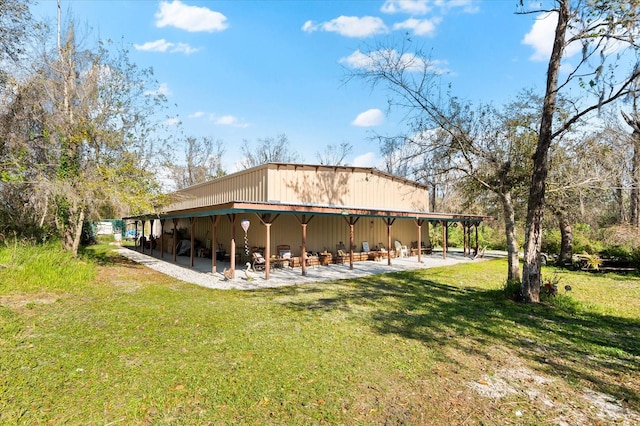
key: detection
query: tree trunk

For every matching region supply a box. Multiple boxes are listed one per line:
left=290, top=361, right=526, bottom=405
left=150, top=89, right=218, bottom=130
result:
left=522, top=0, right=569, bottom=303
left=500, top=192, right=520, bottom=282
left=631, top=132, right=640, bottom=227
left=71, top=208, right=84, bottom=257
left=557, top=207, right=573, bottom=266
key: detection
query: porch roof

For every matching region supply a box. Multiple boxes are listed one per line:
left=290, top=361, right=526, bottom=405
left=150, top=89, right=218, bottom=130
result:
left=125, top=200, right=493, bottom=224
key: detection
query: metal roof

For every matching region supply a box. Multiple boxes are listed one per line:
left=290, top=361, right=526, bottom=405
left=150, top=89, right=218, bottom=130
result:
left=125, top=200, right=493, bottom=223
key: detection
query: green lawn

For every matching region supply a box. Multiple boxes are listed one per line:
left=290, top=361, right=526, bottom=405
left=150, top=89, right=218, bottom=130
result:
left=1, top=243, right=639, bottom=424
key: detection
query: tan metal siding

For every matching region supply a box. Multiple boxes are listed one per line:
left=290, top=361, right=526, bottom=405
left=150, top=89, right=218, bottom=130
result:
left=264, top=165, right=428, bottom=210
left=164, top=167, right=269, bottom=211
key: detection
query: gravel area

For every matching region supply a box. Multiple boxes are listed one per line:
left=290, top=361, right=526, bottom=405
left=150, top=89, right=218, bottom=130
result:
left=115, top=247, right=494, bottom=291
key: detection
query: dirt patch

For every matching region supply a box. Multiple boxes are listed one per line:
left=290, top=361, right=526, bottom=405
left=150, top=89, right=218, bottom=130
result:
left=469, top=363, right=640, bottom=425
left=0, top=293, right=62, bottom=312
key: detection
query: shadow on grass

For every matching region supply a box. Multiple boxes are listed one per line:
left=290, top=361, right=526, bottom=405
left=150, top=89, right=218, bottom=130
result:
left=274, top=270, right=640, bottom=407
left=79, top=244, right=142, bottom=268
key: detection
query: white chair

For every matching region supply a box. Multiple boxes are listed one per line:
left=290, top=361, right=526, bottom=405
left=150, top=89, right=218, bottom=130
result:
left=394, top=241, right=408, bottom=258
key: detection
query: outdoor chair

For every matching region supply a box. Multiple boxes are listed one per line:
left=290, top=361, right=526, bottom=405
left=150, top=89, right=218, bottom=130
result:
left=252, top=252, right=266, bottom=271
left=276, top=244, right=292, bottom=268
left=335, top=248, right=349, bottom=264
left=394, top=240, right=408, bottom=258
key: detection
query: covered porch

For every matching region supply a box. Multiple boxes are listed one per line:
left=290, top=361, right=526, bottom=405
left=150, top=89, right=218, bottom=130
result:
left=125, top=201, right=492, bottom=281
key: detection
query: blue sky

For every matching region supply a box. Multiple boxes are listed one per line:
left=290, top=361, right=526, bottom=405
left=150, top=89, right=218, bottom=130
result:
left=33, top=0, right=558, bottom=172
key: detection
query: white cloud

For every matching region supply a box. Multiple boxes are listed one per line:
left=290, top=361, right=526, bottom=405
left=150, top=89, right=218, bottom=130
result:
left=134, top=39, right=199, bottom=54
left=340, top=49, right=450, bottom=75
left=302, top=16, right=388, bottom=38
left=215, top=115, right=237, bottom=125
left=145, top=82, right=172, bottom=97
left=155, top=0, right=228, bottom=33
left=381, top=0, right=431, bottom=15
left=522, top=12, right=581, bottom=62
left=353, top=152, right=378, bottom=167
left=134, top=39, right=172, bottom=52
left=352, top=109, right=384, bottom=127
left=188, top=111, right=205, bottom=118
left=434, top=0, right=479, bottom=13
left=393, top=18, right=441, bottom=37
left=165, top=116, right=181, bottom=126
left=381, top=0, right=478, bottom=15
left=211, top=114, right=250, bottom=128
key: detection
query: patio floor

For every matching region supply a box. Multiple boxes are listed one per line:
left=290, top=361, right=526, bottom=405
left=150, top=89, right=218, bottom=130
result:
left=115, top=246, right=501, bottom=291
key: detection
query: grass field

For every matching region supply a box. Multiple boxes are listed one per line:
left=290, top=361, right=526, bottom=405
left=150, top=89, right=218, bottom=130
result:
left=1, top=242, right=639, bottom=424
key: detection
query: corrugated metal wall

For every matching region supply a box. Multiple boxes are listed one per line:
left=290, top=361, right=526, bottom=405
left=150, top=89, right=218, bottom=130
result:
left=165, top=167, right=268, bottom=211
left=266, top=165, right=429, bottom=210
left=163, top=164, right=430, bottom=213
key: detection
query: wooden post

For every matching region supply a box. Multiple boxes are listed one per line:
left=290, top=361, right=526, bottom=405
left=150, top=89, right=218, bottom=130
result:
left=189, top=217, right=196, bottom=267
left=230, top=214, right=237, bottom=279
left=301, top=222, right=308, bottom=276
left=475, top=221, right=480, bottom=255
left=415, top=219, right=423, bottom=263
left=172, top=218, right=178, bottom=262
left=343, top=216, right=359, bottom=270
left=160, top=219, right=165, bottom=258
left=265, top=222, right=272, bottom=280
left=385, top=218, right=395, bottom=266
left=462, top=221, right=467, bottom=257
left=442, top=221, right=448, bottom=259
left=425, top=221, right=431, bottom=250
left=294, top=214, right=314, bottom=276
left=149, top=219, right=155, bottom=256
left=134, top=220, right=139, bottom=251
left=210, top=216, right=219, bottom=273
left=141, top=219, right=146, bottom=254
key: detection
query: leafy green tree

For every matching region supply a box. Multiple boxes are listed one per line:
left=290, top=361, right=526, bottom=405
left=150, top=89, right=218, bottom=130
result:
left=0, top=20, right=166, bottom=253
left=518, top=0, right=640, bottom=302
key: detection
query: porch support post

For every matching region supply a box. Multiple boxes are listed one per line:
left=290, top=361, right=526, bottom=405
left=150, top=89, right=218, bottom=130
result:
left=343, top=216, right=360, bottom=270
left=294, top=214, right=314, bottom=276
left=228, top=214, right=237, bottom=279
left=301, top=222, right=308, bottom=276
left=441, top=221, right=448, bottom=259
left=141, top=220, right=146, bottom=254
left=265, top=222, right=272, bottom=279
left=134, top=220, right=139, bottom=251
left=189, top=217, right=196, bottom=267
left=160, top=219, right=165, bottom=258
left=149, top=219, right=155, bottom=256
left=425, top=221, right=431, bottom=250
left=172, top=218, right=178, bottom=262
left=415, top=219, right=424, bottom=263
left=210, top=215, right=219, bottom=273
left=256, top=213, right=280, bottom=280
left=462, top=221, right=468, bottom=257
left=475, top=221, right=480, bottom=254
left=385, top=217, right=395, bottom=266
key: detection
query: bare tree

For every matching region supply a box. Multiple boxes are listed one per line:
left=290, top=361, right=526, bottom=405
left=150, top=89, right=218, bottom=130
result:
left=239, top=134, right=300, bottom=169
left=345, top=40, right=539, bottom=282
left=518, top=0, right=640, bottom=302
left=164, top=136, right=226, bottom=190
left=315, top=141, right=352, bottom=166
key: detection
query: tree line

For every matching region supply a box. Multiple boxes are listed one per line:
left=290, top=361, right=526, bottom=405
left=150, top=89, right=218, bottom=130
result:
left=347, top=0, right=640, bottom=302
left=2, top=0, right=639, bottom=304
